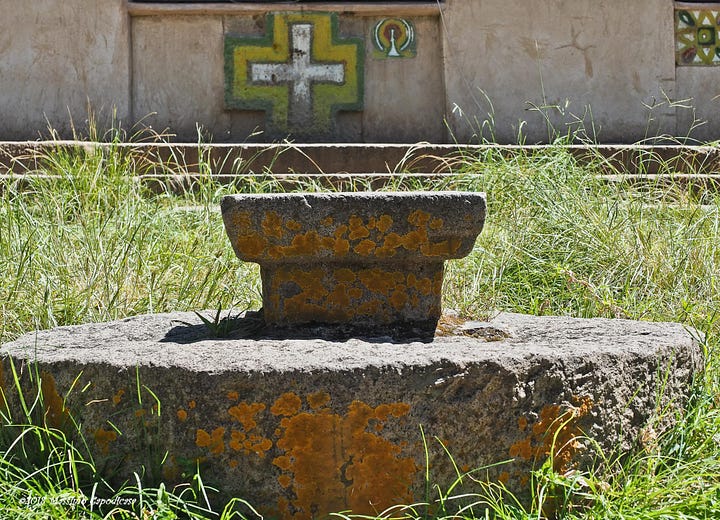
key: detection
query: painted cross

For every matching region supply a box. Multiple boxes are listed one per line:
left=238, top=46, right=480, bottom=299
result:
left=250, top=24, right=345, bottom=127
left=225, top=13, right=364, bottom=138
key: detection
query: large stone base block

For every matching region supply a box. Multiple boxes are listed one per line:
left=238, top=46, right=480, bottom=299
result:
left=0, top=312, right=703, bottom=517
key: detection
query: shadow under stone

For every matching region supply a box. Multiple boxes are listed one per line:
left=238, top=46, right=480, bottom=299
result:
left=160, top=309, right=437, bottom=344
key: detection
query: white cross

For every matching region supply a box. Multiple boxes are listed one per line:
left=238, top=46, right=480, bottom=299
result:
left=250, top=23, right=345, bottom=126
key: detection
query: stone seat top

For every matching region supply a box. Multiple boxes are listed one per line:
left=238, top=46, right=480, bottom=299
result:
left=221, top=191, right=486, bottom=264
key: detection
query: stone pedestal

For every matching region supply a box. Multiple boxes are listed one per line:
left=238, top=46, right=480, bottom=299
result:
left=0, top=312, right=703, bottom=518
left=221, top=192, right=486, bottom=336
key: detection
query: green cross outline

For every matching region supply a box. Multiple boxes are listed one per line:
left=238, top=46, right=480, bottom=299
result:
left=224, top=12, right=365, bottom=137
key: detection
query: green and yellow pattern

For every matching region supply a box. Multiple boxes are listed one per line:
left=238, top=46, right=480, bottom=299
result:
left=676, top=9, right=720, bottom=66
left=224, top=13, right=364, bottom=137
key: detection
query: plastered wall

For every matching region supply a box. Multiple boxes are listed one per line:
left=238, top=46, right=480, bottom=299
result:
left=0, top=1, right=717, bottom=143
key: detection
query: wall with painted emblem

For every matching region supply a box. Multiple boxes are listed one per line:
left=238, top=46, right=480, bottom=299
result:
left=0, top=1, right=718, bottom=143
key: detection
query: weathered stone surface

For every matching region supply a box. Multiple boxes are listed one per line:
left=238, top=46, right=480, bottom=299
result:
left=0, top=0, right=130, bottom=139
left=441, top=0, right=676, bottom=143
left=221, top=192, right=486, bottom=336
left=0, top=311, right=703, bottom=517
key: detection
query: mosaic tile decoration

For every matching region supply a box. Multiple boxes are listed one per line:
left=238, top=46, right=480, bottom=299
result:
left=676, top=8, right=720, bottom=66
left=224, top=12, right=364, bottom=137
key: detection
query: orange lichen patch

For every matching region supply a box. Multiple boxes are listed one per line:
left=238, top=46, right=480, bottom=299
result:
left=229, top=459, right=239, bottom=469
left=307, top=391, right=331, bottom=410
left=407, top=209, right=431, bottom=228
left=405, top=228, right=430, bottom=250
left=94, top=427, right=117, bottom=455
left=112, top=389, right=125, bottom=406
left=235, top=234, right=268, bottom=257
left=407, top=274, right=432, bottom=296
left=245, top=434, right=273, bottom=457
left=509, top=437, right=533, bottom=460
left=410, top=294, right=419, bottom=308
left=347, top=288, right=363, bottom=299
left=276, top=269, right=328, bottom=300
left=429, top=217, right=444, bottom=230
left=229, top=430, right=246, bottom=451
left=283, top=301, right=328, bottom=322
left=327, top=284, right=350, bottom=309
left=374, top=403, right=411, bottom=421
left=274, top=412, right=345, bottom=516
left=353, top=239, right=376, bottom=256
left=262, top=211, right=285, bottom=239
left=278, top=474, right=292, bottom=488
left=227, top=391, right=239, bottom=401
left=40, top=372, right=70, bottom=430
left=421, top=238, right=462, bottom=257
left=333, top=238, right=350, bottom=256
left=274, top=454, right=292, bottom=471
left=229, top=402, right=266, bottom=431
left=348, top=216, right=370, bottom=240
left=196, top=427, right=226, bottom=455
left=375, top=232, right=401, bottom=258
left=271, top=392, right=303, bottom=417
left=278, top=497, right=291, bottom=520
left=189, top=400, right=196, bottom=409
left=320, top=216, right=334, bottom=227
left=510, top=396, right=594, bottom=473
left=228, top=430, right=271, bottom=457
left=230, top=210, right=252, bottom=231
left=286, top=220, right=303, bottom=231
left=333, top=225, right=350, bottom=256
left=389, top=288, right=408, bottom=310
left=281, top=231, right=324, bottom=256
left=273, top=399, right=417, bottom=518
left=518, top=416, right=528, bottom=431
left=498, top=471, right=510, bottom=484
left=320, top=236, right=336, bottom=250
left=177, top=409, right=188, bottom=422
left=358, top=268, right=403, bottom=296
left=135, top=408, right=146, bottom=418
left=376, top=214, right=394, bottom=233
left=335, top=268, right=356, bottom=283
left=334, top=224, right=349, bottom=238
left=357, top=300, right=381, bottom=317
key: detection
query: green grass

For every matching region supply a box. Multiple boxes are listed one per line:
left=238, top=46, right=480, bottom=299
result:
left=1, top=136, right=720, bottom=518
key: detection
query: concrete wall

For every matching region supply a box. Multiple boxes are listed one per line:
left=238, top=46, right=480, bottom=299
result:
left=0, top=0, right=130, bottom=139
left=441, top=0, right=677, bottom=143
left=0, top=1, right=716, bottom=143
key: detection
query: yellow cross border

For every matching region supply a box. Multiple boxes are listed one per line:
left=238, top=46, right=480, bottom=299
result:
left=224, top=12, right=364, bottom=138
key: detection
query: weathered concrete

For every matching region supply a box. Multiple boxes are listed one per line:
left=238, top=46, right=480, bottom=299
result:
left=0, top=0, right=130, bottom=138
left=441, top=0, right=676, bottom=143
left=0, top=311, right=702, bottom=517
left=131, top=9, right=444, bottom=142
left=675, top=66, right=720, bottom=143
left=1, top=1, right=718, bottom=143
left=132, top=15, right=260, bottom=143
left=221, top=192, right=485, bottom=336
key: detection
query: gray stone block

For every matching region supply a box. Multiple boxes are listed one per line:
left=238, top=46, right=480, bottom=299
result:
left=0, top=311, right=703, bottom=517
left=221, top=192, right=486, bottom=337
